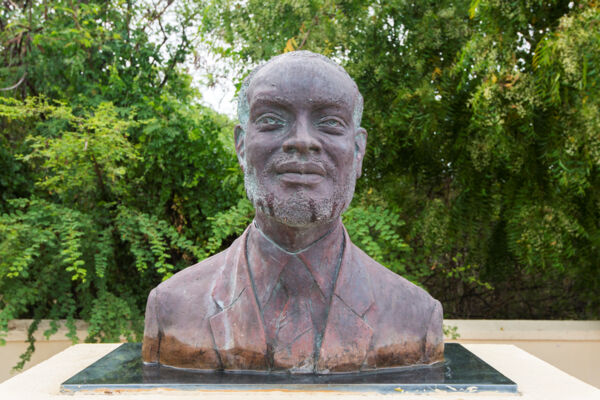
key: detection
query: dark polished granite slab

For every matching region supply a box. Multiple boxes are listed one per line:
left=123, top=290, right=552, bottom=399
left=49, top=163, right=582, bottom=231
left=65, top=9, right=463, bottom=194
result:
left=61, top=343, right=517, bottom=394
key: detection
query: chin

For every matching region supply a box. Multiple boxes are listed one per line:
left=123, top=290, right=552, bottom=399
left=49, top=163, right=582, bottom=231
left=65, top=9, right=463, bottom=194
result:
left=244, top=172, right=356, bottom=228
left=250, top=190, right=338, bottom=227
left=271, top=196, right=337, bottom=227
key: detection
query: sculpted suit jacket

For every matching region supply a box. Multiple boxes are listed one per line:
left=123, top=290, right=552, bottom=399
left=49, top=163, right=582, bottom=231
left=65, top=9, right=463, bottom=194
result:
left=142, top=224, right=444, bottom=373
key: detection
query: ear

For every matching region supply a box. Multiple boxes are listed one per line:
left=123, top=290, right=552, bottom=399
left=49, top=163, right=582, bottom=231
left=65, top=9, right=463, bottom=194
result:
left=234, top=124, right=246, bottom=172
left=354, top=127, right=367, bottom=178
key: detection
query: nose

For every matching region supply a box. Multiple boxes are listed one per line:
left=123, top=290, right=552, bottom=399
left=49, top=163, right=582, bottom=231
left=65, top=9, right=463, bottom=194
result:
left=282, top=119, right=322, bottom=155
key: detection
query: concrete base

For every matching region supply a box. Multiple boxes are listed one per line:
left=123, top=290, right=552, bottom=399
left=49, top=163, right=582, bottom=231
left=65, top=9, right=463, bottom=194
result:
left=3, top=319, right=599, bottom=388
left=0, top=344, right=599, bottom=400
left=445, top=319, right=600, bottom=388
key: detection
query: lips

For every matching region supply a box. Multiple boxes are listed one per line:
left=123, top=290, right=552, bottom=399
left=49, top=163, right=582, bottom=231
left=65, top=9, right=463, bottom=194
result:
left=275, top=161, right=326, bottom=185
left=276, top=161, right=326, bottom=175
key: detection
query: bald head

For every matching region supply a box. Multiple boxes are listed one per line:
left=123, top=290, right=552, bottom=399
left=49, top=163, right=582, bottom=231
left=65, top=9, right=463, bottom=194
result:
left=237, top=51, right=364, bottom=131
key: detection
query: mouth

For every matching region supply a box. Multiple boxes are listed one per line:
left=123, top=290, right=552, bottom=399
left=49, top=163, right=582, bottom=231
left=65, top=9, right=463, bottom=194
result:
left=275, top=161, right=326, bottom=185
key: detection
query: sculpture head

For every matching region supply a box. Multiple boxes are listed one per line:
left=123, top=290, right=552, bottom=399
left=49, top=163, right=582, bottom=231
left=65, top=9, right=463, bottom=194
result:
left=235, top=51, right=367, bottom=227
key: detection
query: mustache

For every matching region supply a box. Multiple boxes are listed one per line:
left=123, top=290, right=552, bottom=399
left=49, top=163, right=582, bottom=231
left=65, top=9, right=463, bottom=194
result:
left=274, top=159, right=327, bottom=176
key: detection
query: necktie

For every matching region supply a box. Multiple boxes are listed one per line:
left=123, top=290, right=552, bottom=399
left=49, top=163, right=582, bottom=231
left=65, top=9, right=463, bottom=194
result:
left=262, top=255, right=328, bottom=372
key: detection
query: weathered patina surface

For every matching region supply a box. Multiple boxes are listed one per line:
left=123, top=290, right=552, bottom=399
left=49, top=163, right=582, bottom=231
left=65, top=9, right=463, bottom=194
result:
left=142, top=51, right=444, bottom=373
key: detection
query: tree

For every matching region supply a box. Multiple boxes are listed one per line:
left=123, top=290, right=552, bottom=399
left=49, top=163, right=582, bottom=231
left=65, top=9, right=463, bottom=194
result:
left=1, top=0, right=598, bottom=370
left=0, top=0, right=243, bottom=368
left=201, top=0, right=600, bottom=318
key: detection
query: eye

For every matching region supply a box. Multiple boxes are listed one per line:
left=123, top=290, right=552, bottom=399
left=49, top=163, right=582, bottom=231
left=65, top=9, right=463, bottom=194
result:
left=255, top=115, right=286, bottom=130
left=320, top=119, right=341, bottom=127
left=317, top=118, right=345, bottom=134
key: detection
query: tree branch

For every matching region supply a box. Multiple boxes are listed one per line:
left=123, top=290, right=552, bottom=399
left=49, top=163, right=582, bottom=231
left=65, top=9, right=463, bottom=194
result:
left=90, top=153, right=109, bottom=200
left=0, top=72, right=27, bottom=91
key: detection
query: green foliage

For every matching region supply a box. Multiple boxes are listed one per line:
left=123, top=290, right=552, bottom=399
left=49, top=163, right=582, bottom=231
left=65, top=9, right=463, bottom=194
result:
left=0, top=0, right=243, bottom=369
left=443, top=324, right=460, bottom=340
left=203, top=197, right=255, bottom=256
left=202, top=0, right=600, bottom=318
left=343, top=199, right=413, bottom=278
left=1, top=0, right=599, bottom=371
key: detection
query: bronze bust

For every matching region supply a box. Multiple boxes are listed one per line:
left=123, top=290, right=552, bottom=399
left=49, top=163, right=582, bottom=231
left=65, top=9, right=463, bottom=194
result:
left=142, top=51, right=444, bottom=374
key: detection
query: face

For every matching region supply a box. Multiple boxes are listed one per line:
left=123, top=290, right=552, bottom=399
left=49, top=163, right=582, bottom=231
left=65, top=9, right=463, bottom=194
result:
left=236, top=56, right=367, bottom=227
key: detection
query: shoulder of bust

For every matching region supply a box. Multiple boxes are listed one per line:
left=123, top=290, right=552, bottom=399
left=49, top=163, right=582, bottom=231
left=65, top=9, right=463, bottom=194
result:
left=151, top=231, right=247, bottom=304
left=155, top=249, right=228, bottom=293
left=348, top=240, right=439, bottom=310
left=346, top=241, right=444, bottom=365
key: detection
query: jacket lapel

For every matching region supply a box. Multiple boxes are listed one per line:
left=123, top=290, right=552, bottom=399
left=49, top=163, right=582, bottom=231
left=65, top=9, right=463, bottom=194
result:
left=208, top=225, right=375, bottom=373
left=317, top=227, right=374, bottom=373
left=209, top=227, right=269, bottom=370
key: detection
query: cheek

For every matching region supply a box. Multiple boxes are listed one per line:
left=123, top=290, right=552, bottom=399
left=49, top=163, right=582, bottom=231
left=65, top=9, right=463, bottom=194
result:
left=324, top=137, right=355, bottom=167
left=246, top=139, right=278, bottom=171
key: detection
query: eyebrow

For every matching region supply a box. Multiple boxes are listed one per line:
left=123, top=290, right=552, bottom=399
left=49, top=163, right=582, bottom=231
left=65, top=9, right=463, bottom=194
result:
left=250, top=95, right=293, bottom=109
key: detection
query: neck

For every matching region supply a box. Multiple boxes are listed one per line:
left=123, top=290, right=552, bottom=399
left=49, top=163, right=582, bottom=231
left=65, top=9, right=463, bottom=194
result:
left=254, top=212, right=340, bottom=253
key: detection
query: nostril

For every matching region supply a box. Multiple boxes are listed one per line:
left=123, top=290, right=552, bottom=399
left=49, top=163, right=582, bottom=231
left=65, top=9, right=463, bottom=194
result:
left=283, top=140, right=321, bottom=154
left=283, top=136, right=321, bottom=154
left=283, top=143, right=297, bottom=153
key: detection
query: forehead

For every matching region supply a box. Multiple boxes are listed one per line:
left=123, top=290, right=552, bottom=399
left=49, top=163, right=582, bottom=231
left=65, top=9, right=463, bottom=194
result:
left=247, top=57, right=357, bottom=112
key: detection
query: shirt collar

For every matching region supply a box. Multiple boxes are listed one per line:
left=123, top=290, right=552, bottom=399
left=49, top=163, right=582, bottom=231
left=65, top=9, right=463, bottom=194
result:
left=247, top=221, right=344, bottom=306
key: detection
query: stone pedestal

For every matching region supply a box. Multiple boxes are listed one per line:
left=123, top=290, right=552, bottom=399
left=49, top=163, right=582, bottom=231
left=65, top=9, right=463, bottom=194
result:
left=60, top=343, right=516, bottom=393
left=1, top=343, right=599, bottom=400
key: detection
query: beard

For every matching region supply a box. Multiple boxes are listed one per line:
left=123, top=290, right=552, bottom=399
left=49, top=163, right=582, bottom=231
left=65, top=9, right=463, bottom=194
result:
left=244, top=161, right=357, bottom=228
